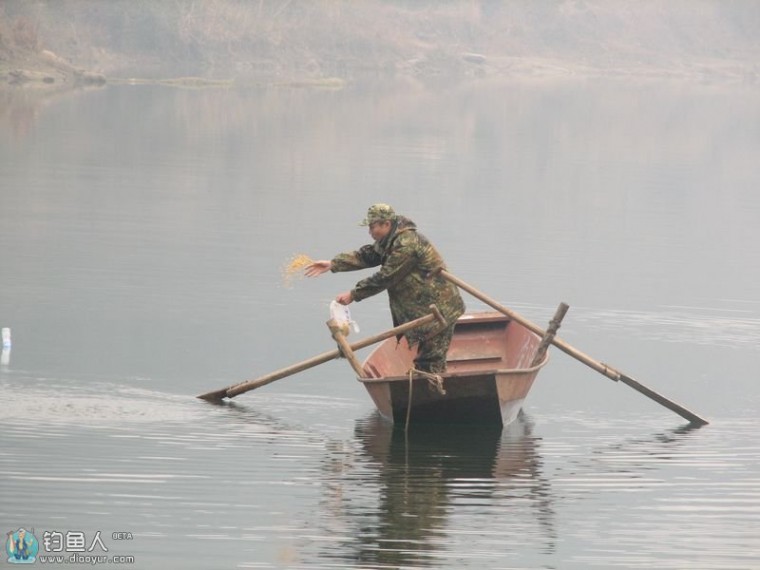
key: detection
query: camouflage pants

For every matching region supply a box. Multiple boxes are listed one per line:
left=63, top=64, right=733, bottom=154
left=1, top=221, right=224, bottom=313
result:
left=413, top=323, right=456, bottom=373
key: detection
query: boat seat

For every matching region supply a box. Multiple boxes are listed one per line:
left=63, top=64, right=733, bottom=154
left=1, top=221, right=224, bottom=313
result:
left=447, top=354, right=503, bottom=363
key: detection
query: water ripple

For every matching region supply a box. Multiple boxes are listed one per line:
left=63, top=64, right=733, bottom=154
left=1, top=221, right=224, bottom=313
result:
left=2, top=382, right=759, bottom=569
left=509, top=300, right=760, bottom=349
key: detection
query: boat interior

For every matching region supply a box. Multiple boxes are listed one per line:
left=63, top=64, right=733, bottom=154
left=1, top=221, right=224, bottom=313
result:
left=361, top=312, right=542, bottom=379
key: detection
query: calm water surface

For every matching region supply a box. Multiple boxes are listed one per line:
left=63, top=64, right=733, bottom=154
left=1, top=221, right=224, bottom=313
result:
left=1, top=77, right=759, bottom=569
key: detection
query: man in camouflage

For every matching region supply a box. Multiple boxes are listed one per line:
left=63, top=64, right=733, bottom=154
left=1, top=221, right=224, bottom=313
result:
left=305, top=204, right=465, bottom=373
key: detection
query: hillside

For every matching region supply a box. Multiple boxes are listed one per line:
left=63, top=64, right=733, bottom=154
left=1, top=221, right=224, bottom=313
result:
left=2, top=0, right=759, bottom=87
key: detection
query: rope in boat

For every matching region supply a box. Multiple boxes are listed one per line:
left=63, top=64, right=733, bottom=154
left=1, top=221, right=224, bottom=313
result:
left=404, top=368, right=446, bottom=431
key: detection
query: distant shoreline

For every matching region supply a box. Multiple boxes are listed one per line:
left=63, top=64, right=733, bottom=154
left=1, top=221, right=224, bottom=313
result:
left=3, top=48, right=756, bottom=93
left=2, top=0, right=758, bottom=92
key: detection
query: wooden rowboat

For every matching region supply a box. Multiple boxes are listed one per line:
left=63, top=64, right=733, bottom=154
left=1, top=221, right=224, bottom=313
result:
left=358, top=312, right=550, bottom=427
left=198, top=270, right=707, bottom=426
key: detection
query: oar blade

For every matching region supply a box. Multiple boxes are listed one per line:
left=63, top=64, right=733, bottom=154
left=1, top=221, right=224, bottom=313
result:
left=618, top=373, right=709, bottom=426
left=197, top=388, right=229, bottom=402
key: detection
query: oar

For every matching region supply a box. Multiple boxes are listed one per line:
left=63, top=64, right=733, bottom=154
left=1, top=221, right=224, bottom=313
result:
left=197, top=305, right=446, bottom=402
left=440, top=270, right=709, bottom=426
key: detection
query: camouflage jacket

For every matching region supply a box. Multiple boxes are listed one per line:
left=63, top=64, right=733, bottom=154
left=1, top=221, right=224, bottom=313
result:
left=331, top=216, right=465, bottom=345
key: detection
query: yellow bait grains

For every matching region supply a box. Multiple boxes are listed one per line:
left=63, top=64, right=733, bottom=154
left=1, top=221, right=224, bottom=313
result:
left=282, top=253, right=315, bottom=288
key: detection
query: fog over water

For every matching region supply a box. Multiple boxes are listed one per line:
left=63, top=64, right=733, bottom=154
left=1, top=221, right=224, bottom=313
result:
left=2, top=2, right=760, bottom=569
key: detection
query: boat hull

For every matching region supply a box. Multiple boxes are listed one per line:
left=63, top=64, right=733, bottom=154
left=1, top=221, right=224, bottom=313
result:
left=358, top=312, right=548, bottom=426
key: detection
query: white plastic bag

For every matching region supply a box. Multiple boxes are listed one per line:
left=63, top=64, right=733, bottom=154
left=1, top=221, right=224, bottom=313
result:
left=329, top=300, right=360, bottom=335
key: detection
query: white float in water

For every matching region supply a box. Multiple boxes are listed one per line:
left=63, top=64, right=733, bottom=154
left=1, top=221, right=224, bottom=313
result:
left=1, top=327, right=10, bottom=366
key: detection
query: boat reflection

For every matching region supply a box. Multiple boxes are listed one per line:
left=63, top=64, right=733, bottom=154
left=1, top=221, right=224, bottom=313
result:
left=208, top=399, right=556, bottom=567
left=321, top=412, right=556, bottom=568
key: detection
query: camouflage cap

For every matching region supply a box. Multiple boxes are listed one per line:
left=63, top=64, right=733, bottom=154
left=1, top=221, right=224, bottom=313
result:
left=359, top=203, right=396, bottom=226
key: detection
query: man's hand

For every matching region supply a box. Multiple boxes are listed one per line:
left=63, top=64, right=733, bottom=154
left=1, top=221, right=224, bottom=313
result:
left=304, top=260, right=332, bottom=277
left=336, top=291, right=353, bottom=305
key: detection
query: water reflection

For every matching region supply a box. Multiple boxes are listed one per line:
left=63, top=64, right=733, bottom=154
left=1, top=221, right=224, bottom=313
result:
left=0, top=85, right=106, bottom=141
left=319, top=412, right=555, bottom=568
left=585, top=422, right=707, bottom=473
left=546, top=421, right=711, bottom=504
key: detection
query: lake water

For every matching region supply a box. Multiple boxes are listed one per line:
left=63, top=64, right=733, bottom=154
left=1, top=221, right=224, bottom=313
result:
left=1, top=76, right=759, bottom=569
